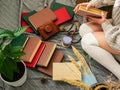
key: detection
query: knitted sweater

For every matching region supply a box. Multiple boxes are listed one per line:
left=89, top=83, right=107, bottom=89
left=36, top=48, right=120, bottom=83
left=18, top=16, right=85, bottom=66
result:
left=90, top=0, right=120, bottom=52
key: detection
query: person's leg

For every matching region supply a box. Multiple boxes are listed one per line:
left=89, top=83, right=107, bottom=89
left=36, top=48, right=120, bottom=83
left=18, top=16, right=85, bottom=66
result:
left=79, top=22, right=102, bottom=37
left=79, top=22, right=120, bottom=55
left=81, top=33, right=120, bottom=80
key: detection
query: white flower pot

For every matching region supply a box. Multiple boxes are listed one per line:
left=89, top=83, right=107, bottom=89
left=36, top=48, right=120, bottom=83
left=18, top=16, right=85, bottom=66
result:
left=0, top=61, right=27, bottom=87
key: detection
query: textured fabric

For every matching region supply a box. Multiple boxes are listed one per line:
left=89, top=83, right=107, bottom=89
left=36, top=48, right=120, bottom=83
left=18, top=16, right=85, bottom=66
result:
left=0, top=0, right=22, bottom=30
left=90, top=0, right=115, bottom=8
left=81, top=33, right=120, bottom=79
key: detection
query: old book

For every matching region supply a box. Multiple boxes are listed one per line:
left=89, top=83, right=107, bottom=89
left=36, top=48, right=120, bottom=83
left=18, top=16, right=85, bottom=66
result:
left=21, top=12, right=34, bottom=33
left=23, top=10, right=38, bottom=34
left=37, top=41, right=56, bottom=67
left=37, top=50, right=64, bottom=76
left=21, top=36, right=42, bottom=63
left=53, top=62, right=81, bottom=81
left=10, top=34, right=29, bottom=48
left=76, top=5, right=108, bottom=18
left=25, top=42, right=45, bottom=67
left=54, top=7, right=71, bottom=25
left=29, top=7, right=56, bottom=30
left=51, top=2, right=74, bottom=18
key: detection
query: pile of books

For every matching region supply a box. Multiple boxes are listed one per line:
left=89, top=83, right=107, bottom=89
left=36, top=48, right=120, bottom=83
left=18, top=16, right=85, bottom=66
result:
left=21, top=2, right=74, bottom=40
left=10, top=34, right=64, bottom=76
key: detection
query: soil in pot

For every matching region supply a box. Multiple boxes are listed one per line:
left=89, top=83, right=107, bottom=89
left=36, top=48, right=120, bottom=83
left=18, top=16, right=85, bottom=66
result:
left=1, top=62, right=25, bottom=82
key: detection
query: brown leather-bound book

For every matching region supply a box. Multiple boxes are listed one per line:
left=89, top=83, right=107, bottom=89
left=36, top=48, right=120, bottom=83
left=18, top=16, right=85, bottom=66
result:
left=76, top=5, right=108, bottom=18
left=21, top=36, right=42, bottom=63
left=37, top=50, right=64, bottom=76
left=29, top=7, right=56, bottom=30
left=37, top=41, right=56, bottom=67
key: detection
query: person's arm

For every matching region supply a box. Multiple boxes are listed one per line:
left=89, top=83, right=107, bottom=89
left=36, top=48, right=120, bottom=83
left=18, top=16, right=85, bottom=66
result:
left=90, top=0, right=115, bottom=8
left=102, top=21, right=120, bottom=51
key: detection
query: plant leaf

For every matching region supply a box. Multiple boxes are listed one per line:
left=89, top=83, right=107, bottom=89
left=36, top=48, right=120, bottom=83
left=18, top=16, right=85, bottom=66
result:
left=13, top=26, right=28, bottom=37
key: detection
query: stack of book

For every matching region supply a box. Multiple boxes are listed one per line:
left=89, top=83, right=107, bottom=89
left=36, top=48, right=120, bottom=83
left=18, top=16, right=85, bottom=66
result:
left=21, top=3, right=74, bottom=40
left=10, top=34, right=64, bottom=76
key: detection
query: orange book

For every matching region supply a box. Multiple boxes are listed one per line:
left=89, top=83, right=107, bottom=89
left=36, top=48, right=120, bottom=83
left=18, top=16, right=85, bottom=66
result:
left=21, top=36, right=42, bottom=63
left=37, top=50, right=64, bottom=76
left=37, top=41, right=56, bottom=67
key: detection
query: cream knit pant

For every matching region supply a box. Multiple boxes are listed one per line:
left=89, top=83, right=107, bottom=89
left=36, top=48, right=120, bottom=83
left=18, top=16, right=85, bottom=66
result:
left=79, top=23, right=120, bottom=80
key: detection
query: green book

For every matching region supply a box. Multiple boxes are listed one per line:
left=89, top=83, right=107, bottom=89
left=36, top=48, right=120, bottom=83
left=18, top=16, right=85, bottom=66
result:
left=50, top=2, right=74, bottom=18
left=10, top=34, right=29, bottom=48
left=23, top=10, right=38, bottom=34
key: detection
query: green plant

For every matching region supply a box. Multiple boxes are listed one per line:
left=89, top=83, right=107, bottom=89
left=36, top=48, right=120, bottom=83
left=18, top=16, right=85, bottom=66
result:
left=0, top=26, right=28, bottom=80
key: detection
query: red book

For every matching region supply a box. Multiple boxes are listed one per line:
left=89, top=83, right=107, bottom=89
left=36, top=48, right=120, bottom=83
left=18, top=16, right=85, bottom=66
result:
left=25, top=42, right=45, bottom=67
left=21, top=12, right=34, bottom=33
left=54, top=7, right=71, bottom=25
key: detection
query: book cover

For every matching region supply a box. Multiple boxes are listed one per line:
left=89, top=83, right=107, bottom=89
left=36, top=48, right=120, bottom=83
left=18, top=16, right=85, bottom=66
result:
left=37, top=50, right=64, bottom=76
left=25, top=42, right=45, bottom=67
left=51, top=2, right=74, bottom=18
left=52, top=62, right=81, bottom=81
left=21, top=36, right=42, bottom=63
left=10, top=34, right=29, bottom=48
left=29, top=7, right=56, bottom=30
left=76, top=5, right=108, bottom=18
left=54, top=7, right=71, bottom=25
left=21, top=12, right=34, bottom=33
left=37, top=41, right=56, bottom=67
left=23, top=10, right=38, bottom=34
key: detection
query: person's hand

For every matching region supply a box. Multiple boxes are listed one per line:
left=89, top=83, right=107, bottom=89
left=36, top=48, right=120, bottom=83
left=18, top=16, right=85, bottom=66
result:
left=87, top=12, right=107, bottom=25
left=73, top=2, right=94, bottom=13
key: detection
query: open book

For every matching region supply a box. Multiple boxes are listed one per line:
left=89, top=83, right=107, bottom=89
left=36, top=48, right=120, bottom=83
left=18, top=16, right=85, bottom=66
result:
left=76, top=5, right=108, bottom=18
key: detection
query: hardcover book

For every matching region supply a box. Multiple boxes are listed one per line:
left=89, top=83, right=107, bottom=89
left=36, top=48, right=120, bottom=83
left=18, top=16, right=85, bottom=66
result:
left=51, top=2, right=74, bottom=18
left=25, top=42, right=45, bottom=67
left=21, top=36, right=42, bottom=63
left=37, top=50, right=64, bottom=76
left=23, top=10, right=38, bottom=34
left=37, top=41, right=56, bottom=67
left=54, top=7, right=71, bottom=25
left=21, top=12, right=34, bottom=33
left=10, top=34, right=29, bottom=48
left=52, top=62, right=81, bottom=81
left=76, top=5, right=108, bottom=18
left=29, top=7, right=56, bottom=30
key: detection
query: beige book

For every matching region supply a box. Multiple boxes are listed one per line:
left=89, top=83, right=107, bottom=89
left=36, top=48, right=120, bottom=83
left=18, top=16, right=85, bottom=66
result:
left=76, top=5, right=108, bottom=18
left=53, top=62, right=81, bottom=81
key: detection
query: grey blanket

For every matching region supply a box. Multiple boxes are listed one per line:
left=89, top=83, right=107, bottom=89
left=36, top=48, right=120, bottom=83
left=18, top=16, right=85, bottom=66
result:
left=0, top=0, right=115, bottom=90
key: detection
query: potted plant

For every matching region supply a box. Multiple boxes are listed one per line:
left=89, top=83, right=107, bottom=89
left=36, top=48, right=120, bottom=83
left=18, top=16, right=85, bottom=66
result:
left=0, top=26, right=28, bottom=87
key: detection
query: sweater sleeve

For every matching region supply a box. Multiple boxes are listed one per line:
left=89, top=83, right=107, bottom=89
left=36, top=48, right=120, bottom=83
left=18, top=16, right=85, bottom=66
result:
left=89, top=0, right=115, bottom=8
left=102, top=21, right=120, bottom=51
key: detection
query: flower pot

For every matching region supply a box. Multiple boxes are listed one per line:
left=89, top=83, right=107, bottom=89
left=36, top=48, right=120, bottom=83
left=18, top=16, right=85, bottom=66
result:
left=0, top=61, right=27, bottom=87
